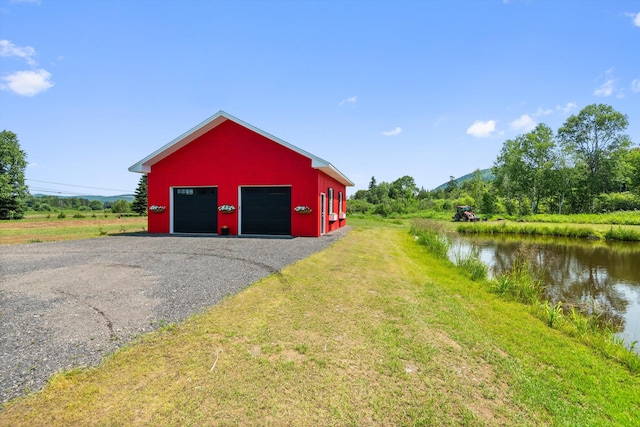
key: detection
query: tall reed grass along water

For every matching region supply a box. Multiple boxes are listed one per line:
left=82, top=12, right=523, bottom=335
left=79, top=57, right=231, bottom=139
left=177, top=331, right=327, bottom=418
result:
left=410, top=219, right=450, bottom=260
left=488, top=247, right=544, bottom=305
left=411, top=220, right=640, bottom=373
left=411, top=219, right=487, bottom=281
left=457, top=221, right=640, bottom=242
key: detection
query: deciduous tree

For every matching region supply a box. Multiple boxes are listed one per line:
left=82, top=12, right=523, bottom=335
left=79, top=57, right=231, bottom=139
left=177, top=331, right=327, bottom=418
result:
left=390, top=175, right=418, bottom=200
left=493, top=124, right=556, bottom=214
left=0, top=130, right=29, bottom=219
left=625, top=147, right=640, bottom=194
left=110, top=199, right=130, bottom=214
left=558, top=104, right=631, bottom=211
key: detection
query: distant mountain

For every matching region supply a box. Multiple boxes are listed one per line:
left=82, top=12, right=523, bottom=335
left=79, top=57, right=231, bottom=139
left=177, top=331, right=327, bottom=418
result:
left=32, top=194, right=135, bottom=203
left=433, top=169, right=495, bottom=191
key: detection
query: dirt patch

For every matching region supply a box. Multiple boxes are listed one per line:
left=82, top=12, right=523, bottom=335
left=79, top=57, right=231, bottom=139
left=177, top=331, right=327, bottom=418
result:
left=2, top=262, right=160, bottom=343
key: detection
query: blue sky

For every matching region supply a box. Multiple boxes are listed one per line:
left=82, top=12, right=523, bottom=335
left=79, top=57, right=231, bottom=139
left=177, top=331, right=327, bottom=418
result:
left=1, top=0, right=639, bottom=197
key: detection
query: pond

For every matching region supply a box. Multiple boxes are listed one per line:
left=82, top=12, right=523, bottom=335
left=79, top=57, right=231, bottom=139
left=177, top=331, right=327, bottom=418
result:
left=449, top=234, right=640, bottom=352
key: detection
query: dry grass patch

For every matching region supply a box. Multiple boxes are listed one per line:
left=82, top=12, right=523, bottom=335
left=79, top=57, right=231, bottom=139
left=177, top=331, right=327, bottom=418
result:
left=0, top=217, right=146, bottom=244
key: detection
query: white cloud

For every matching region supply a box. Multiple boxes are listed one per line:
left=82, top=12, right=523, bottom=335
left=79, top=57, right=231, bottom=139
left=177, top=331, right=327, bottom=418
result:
left=0, top=39, right=37, bottom=66
left=595, top=79, right=615, bottom=96
left=533, top=107, right=554, bottom=117
left=382, top=126, right=402, bottom=136
left=557, top=102, right=578, bottom=115
left=631, top=79, right=640, bottom=93
left=466, top=120, right=497, bottom=138
left=339, top=96, right=357, bottom=106
left=626, top=12, right=640, bottom=27
left=594, top=68, right=618, bottom=97
left=432, top=116, right=448, bottom=127
left=1, top=69, right=54, bottom=96
left=0, top=39, right=54, bottom=96
left=510, top=114, right=536, bottom=133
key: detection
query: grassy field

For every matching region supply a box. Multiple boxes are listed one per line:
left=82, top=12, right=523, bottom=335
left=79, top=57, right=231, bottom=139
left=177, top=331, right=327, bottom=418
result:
left=0, top=212, right=146, bottom=244
left=455, top=220, right=640, bottom=241
left=1, top=219, right=638, bottom=425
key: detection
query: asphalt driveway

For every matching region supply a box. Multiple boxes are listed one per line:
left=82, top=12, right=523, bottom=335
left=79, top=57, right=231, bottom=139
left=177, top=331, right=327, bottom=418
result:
left=0, top=228, right=349, bottom=404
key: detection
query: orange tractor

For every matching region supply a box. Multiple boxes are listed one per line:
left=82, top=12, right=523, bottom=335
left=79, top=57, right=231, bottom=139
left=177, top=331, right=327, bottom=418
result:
left=452, top=205, right=480, bottom=222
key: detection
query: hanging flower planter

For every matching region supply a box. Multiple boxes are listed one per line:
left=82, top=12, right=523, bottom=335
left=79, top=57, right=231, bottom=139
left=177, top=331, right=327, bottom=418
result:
left=328, top=212, right=338, bottom=222
left=149, top=205, right=166, bottom=213
left=294, top=206, right=313, bottom=215
left=218, top=204, right=236, bottom=214
left=339, top=212, right=347, bottom=219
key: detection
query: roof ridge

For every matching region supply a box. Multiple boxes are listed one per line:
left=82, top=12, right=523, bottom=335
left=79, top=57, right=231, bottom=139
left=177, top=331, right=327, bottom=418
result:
left=128, top=111, right=354, bottom=186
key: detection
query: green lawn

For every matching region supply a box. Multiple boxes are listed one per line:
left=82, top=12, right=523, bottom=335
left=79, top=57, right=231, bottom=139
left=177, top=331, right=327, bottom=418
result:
left=2, top=221, right=638, bottom=425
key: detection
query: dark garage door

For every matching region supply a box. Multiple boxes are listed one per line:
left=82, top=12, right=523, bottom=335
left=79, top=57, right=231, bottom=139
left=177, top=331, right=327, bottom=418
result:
left=241, top=187, right=291, bottom=235
left=173, top=187, right=218, bottom=233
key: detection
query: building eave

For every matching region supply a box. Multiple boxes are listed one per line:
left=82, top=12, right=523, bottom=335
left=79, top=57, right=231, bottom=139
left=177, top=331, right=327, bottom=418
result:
left=314, top=163, right=355, bottom=187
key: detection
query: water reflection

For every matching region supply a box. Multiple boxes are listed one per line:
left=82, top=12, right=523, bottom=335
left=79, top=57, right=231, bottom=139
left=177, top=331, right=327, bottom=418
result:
left=451, top=235, right=640, bottom=350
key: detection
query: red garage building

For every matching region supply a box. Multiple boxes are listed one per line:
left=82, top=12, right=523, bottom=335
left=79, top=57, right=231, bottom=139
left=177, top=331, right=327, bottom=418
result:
left=129, top=111, right=353, bottom=237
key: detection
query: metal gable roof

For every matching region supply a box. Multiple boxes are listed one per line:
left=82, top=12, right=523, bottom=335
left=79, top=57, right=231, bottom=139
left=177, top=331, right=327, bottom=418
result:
left=128, top=110, right=354, bottom=186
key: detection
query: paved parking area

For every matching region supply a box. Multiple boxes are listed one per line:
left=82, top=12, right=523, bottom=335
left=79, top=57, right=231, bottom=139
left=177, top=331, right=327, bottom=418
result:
left=0, top=229, right=349, bottom=404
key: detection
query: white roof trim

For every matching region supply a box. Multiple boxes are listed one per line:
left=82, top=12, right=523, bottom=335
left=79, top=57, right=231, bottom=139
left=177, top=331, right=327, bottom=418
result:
left=128, top=110, right=354, bottom=186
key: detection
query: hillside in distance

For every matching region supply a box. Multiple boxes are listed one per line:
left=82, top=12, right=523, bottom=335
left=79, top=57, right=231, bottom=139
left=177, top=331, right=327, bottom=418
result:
left=433, top=169, right=494, bottom=191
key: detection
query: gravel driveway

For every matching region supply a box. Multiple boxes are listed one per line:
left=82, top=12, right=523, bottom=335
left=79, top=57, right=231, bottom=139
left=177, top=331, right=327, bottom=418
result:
left=0, top=228, right=349, bottom=404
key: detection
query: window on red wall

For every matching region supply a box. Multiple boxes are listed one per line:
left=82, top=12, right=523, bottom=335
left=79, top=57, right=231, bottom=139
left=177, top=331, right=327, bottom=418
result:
left=328, top=188, right=334, bottom=213
left=339, top=191, right=343, bottom=214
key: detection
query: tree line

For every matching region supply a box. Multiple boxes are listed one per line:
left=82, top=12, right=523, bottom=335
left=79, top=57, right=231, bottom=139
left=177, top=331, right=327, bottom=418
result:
left=350, top=104, right=639, bottom=217
left=24, top=176, right=147, bottom=217
left=493, top=104, right=637, bottom=215
left=0, top=129, right=149, bottom=219
left=24, top=195, right=134, bottom=214
left=23, top=175, right=147, bottom=216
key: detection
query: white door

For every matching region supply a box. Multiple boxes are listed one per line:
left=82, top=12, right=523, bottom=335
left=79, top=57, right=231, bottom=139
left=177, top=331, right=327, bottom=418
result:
left=320, top=193, right=326, bottom=235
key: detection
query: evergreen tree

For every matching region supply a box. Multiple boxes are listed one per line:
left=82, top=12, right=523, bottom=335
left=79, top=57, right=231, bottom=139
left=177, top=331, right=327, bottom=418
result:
left=0, top=130, right=29, bottom=220
left=368, top=176, right=377, bottom=191
left=366, top=176, right=380, bottom=204
left=444, top=176, right=457, bottom=196
left=131, top=175, right=148, bottom=215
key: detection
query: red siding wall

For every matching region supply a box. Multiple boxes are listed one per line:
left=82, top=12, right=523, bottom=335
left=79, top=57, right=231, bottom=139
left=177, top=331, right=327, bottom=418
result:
left=146, top=119, right=347, bottom=237
left=317, top=172, right=348, bottom=234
